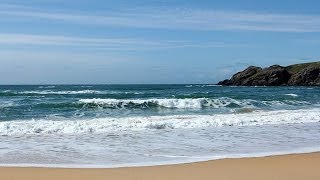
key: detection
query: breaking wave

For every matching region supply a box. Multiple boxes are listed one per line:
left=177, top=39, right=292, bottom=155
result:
left=78, top=98, right=311, bottom=109
left=78, top=98, right=254, bottom=109
left=0, top=97, right=312, bottom=112
left=1, top=108, right=319, bottom=136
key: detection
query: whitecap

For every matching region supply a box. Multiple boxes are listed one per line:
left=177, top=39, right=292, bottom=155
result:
left=78, top=97, right=254, bottom=109
left=1, top=108, right=319, bottom=136
left=20, top=90, right=102, bottom=95
left=285, top=93, right=298, bottom=97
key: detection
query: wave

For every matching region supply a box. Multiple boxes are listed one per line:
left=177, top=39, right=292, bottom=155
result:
left=1, top=108, right=319, bottom=136
left=0, top=90, right=103, bottom=96
left=16, top=98, right=310, bottom=110
left=38, top=86, right=56, bottom=89
left=260, top=100, right=310, bottom=106
left=78, top=98, right=312, bottom=109
left=3, top=97, right=250, bottom=110
left=0, top=101, right=14, bottom=109
left=0, top=90, right=156, bottom=96
left=185, top=84, right=221, bottom=88
left=285, top=93, right=299, bottom=97
left=22, top=90, right=102, bottom=95
left=0, top=97, right=312, bottom=111
left=78, top=98, right=254, bottom=109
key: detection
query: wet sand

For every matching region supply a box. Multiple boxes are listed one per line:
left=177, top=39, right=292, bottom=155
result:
left=1, top=152, right=320, bottom=180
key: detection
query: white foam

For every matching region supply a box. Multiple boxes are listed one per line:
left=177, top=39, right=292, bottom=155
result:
left=79, top=97, right=253, bottom=109
left=260, top=100, right=310, bottom=106
left=21, top=90, right=102, bottom=95
left=1, top=108, right=319, bottom=136
left=0, top=100, right=14, bottom=108
left=11, top=90, right=149, bottom=95
left=38, top=86, right=56, bottom=89
left=285, top=93, right=299, bottom=97
left=79, top=97, right=311, bottom=109
left=1, top=147, right=320, bottom=169
left=185, top=85, right=221, bottom=88
left=201, top=84, right=221, bottom=87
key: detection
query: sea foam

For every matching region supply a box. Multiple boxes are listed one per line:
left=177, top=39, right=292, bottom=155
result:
left=78, top=98, right=254, bottom=109
left=1, top=108, right=319, bottom=136
left=78, top=98, right=311, bottom=109
left=21, top=90, right=101, bottom=95
left=285, top=93, right=299, bottom=97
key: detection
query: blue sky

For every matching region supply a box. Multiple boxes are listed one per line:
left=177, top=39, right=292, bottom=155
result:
left=0, top=0, right=320, bottom=84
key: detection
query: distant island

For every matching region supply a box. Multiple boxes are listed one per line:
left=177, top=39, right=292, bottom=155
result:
left=218, top=62, right=320, bottom=86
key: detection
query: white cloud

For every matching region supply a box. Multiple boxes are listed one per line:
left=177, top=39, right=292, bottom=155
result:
left=0, top=33, right=241, bottom=51
left=1, top=5, right=320, bottom=32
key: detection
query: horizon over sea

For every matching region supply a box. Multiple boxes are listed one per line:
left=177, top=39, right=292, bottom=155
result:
left=0, top=84, right=320, bottom=168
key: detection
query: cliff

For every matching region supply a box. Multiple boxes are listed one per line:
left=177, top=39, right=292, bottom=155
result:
left=217, top=62, right=320, bottom=86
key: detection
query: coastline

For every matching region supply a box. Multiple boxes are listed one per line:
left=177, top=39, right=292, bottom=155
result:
left=1, top=152, right=320, bottom=180
left=2, top=146, right=320, bottom=168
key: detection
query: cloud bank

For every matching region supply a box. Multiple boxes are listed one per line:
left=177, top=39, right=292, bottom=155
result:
left=0, top=33, right=241, bottom=51
left=1, top=5, right=320, bottom=32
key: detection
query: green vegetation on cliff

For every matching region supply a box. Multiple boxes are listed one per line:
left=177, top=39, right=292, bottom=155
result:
left=218, top=62, right=320, bottom=86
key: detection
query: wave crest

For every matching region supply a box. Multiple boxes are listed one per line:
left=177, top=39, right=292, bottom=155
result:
left=1, top=109, right=319, bottom=136
left=78, top=98, right=252, bottom=109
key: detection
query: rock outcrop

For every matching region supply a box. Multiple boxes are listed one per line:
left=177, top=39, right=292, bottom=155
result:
left=218, top=62, right=320, bottom=86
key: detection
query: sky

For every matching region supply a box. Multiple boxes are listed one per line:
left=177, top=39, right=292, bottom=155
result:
left=0, top=0, right=320, bottom=84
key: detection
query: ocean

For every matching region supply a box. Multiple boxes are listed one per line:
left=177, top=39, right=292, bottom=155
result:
left=0, top=84, right=320, bottom=167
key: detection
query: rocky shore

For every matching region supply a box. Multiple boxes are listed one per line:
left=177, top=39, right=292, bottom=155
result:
left=218, top=62, right=320, bottom=86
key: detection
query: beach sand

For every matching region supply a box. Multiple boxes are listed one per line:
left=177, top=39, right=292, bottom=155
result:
left=1, top=152, right=319, bottom=180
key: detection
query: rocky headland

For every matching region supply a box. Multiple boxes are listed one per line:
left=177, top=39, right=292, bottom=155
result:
left=218, top=62, right=320, bottom=86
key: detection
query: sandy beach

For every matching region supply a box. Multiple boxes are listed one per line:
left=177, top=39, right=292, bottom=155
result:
left=1, top=152, right=320, bottom=180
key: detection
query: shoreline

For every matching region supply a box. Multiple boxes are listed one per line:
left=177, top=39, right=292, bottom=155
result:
left=1, top=147, right=320, bottom=168
left=1, top=152, right=320, bottom=180
left=0, top=147, right=320, bottom=169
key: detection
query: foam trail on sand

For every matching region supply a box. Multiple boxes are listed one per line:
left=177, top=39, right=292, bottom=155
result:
left=1, top=146, right=320, bottom=168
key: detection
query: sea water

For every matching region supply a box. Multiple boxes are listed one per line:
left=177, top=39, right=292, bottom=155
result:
left=0, top=85, right=319, bottom=167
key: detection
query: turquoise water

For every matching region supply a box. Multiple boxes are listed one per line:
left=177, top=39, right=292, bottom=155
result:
left=0, top=85, right=320, bottom=167
left=1, top=85, right=319, bottom=120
